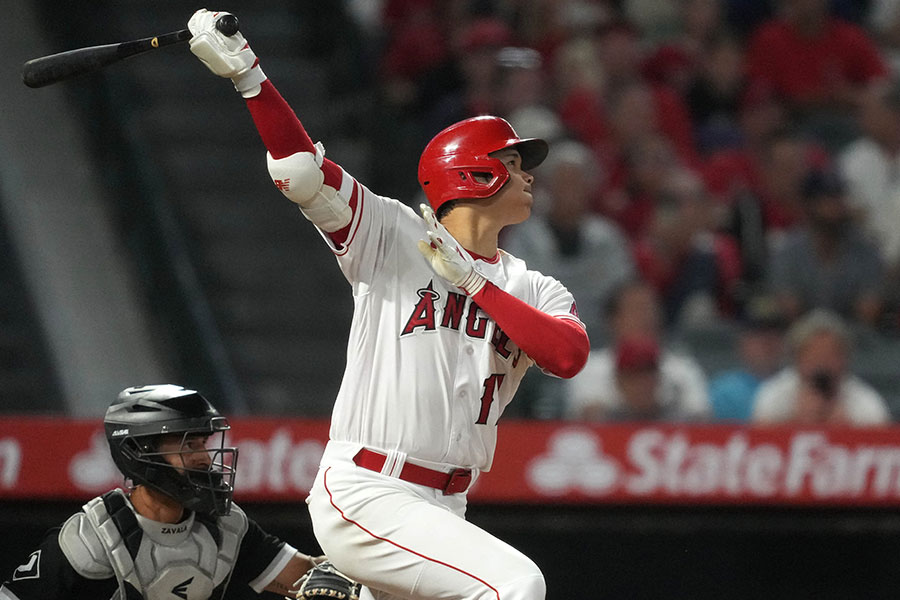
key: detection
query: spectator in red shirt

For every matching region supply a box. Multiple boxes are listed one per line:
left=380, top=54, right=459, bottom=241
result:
left=745, top=0, right=889, bottom=110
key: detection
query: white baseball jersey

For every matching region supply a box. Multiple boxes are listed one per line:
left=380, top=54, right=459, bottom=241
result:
left=316, top=168, right=580, bottom=472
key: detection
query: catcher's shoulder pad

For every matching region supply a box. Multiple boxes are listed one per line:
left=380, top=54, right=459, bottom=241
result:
left=57, top=512, right=115, bottom=580
left=296, top=560, right=361, bottom=600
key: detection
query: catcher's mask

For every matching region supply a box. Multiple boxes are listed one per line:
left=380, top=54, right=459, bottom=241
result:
left=104, top=384, right=238, bottom=517
left=417, top=115, right=548, bottom=214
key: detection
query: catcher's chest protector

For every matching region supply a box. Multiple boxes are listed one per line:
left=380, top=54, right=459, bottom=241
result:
left=75, top=490, right=247, bottom=600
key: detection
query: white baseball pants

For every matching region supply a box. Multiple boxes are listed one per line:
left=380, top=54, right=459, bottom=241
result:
left=306, top=441, right=545, bottom=600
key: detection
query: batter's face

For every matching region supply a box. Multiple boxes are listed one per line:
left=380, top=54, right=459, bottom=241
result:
left=486, top=148, right=535, bottom=225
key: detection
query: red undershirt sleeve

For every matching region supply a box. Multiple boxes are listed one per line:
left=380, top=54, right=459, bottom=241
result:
left=243, top=80, right=355, bottom=245
left=471, top=281, right=590, bottom=378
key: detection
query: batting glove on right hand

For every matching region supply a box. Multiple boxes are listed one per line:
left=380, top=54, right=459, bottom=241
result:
left=416, top=203, right=487, bottom=296
left=188, top=8, right=266, bottom=97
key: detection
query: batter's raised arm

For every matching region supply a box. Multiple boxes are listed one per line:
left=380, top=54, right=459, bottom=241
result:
left=188, top=9, right=354, bottom=239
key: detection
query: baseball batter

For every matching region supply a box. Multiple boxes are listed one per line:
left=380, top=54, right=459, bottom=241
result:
left=188, top=9, right=590, bottom=600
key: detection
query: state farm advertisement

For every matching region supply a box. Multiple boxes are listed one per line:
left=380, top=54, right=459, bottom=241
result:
left=1, top=418, right=900, bottom=506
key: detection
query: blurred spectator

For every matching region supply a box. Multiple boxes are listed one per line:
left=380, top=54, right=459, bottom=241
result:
left=704, top=129, right=831, bottom=277
left=566, top=279, right=711, bottom=421
left=632, top=169, right=742, bottom=327
left=700, top=85, right=791, bottom=208
left=568, top=335, right=669, bottom=421
left=723, top=0, right=775, bottom=38
left=493, top=46, right=547, bottom=119
left=767, top=167, right=885, bottom=326
left=745, top=0, right=889, bottom=111
left=623, top=0, right=680, bottom=43
left=420, top=16, right=516, bottom=135
left=638, top=0, right=725, bottom=91
left=551, top=35, right=607, bottom=125
left=642, top=44, right=695, bottom=97
left=603, top=132, right=681, bottom=238
left=752, top=309, right=890, bottom=425
left=527, top=0, right=613, bottom=62
left=379, top=1, right=453, bottom=110
left=708, top=295, right=788, bottom=421
left=686, top=33, right=748, bottom=156
left=506, top=104, right=567, bottom=147
left=838, top=81, right=900, bottom=314
left=557, top=24, right=698, bottom=168
left=868, top=0, right=900, bottom=74
left=677, top=0, right=726, bottom=58
left=503, top=140, right=635, bottom=337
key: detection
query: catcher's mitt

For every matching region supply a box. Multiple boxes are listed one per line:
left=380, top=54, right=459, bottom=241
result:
left=291, top=560, right=361, bottom=600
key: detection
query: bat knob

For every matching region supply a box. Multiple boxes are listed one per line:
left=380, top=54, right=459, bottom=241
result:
left=215, top=14, right=240, bottom=37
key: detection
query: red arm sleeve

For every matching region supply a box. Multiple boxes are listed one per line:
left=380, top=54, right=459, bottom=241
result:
left=471, top=281, right=590, bottom=378
left=243, top=80, right=355, bottom=244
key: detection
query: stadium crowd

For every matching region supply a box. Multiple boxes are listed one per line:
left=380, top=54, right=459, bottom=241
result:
left=344, top=0, right=900, bottom=424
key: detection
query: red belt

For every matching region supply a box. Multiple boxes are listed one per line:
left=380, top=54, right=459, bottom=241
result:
left=352, top=448, right=473, bottom=495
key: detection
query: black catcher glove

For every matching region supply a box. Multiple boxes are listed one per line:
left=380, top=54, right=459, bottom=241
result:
left=292, top=560, right=361, bottom=600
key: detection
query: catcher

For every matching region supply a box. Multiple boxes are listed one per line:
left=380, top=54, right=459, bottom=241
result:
left=0, top=384, right=360, bottom=600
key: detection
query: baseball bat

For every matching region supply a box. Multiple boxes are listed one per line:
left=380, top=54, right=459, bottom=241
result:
left=22, top=14, right=239, bottom=88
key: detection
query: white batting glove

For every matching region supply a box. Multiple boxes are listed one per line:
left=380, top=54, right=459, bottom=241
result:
left=416, top=204, right=487, bottom=296
left=188, top=8, right=266, bottom=97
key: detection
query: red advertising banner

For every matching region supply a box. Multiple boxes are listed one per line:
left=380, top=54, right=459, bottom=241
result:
left=1, top=418, right=899, bottom=506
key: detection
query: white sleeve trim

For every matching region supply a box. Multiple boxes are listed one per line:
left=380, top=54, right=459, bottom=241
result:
left=247, top=543, right=298, bottom=593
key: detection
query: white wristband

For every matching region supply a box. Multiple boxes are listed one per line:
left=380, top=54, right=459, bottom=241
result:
left=233, top=66, right=267, bottom=98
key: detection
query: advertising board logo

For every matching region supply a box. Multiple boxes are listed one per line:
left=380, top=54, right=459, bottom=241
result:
left=527, top=428, right=620, bottom=495
left=69, top=430, right=120, bottom=490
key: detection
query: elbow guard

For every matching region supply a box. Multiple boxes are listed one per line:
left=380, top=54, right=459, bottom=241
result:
left=267, top=143, right=352, bottom=232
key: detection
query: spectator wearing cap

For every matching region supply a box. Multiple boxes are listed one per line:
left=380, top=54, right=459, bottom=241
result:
left=566, top=279, right=711, bottom=422
left=766, top=167, right=885, bottom=326
left=708, top=296, right=789, bottom=422
left=568, top=334, right=710, bottom=422
left=752, top=309, right=890, bottom=425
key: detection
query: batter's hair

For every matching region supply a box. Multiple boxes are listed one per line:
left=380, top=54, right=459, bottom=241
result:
left=436, top=200, right=459, bottom=222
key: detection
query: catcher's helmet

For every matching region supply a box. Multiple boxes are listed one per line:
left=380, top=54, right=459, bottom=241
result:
left=104, top=384, right=238, bottom=516
left=417, top=115, right=549, bottom=213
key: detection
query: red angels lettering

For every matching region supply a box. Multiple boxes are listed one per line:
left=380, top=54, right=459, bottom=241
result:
left=490, top=325, right=511, bottom=358
left=440, top=292, right=467, bottom=330
left=476, top=374, right=505, bottom=425
left=401, top=281, right=441, bottom=335
left=464, top=301, right=489, bottom=339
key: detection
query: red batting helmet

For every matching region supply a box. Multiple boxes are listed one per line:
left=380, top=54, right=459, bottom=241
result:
left=418, top=115, right=549, bottom=212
